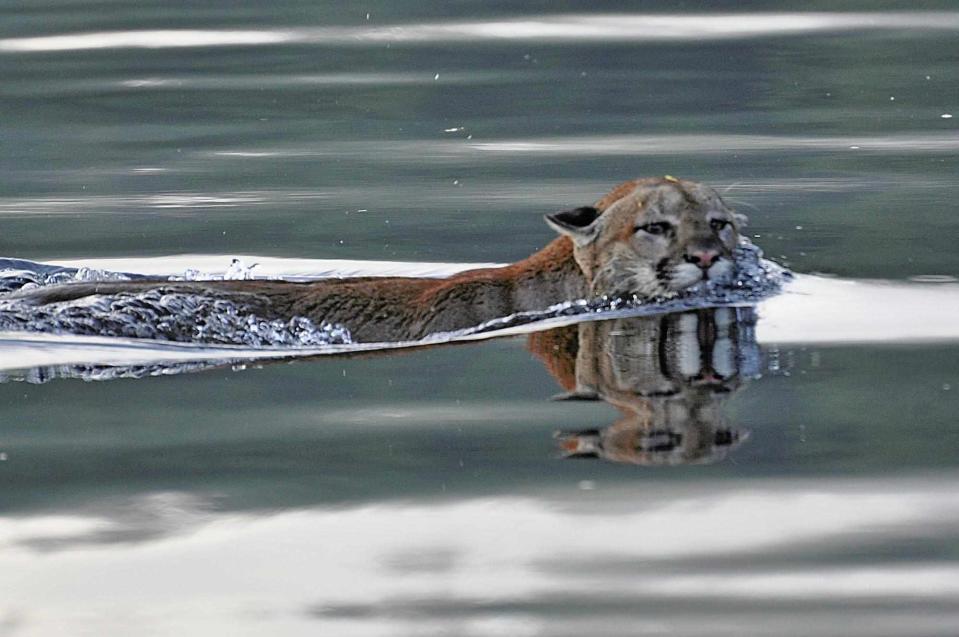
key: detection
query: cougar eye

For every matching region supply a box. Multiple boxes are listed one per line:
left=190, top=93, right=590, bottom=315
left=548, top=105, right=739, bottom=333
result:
left=710, top=218, right=730, bottom=232
left=637, top=221, right=673, bottom=236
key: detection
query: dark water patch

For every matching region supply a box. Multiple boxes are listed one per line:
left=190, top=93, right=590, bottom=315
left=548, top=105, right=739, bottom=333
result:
left=307, top=594, right=959, bottom=620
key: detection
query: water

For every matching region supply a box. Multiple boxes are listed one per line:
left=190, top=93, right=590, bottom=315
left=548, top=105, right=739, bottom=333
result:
left=3, top=2, right=959, bottom=635
left=0, top=239, right=786, bottom=350
left=0, top=257, right=355, bottom=350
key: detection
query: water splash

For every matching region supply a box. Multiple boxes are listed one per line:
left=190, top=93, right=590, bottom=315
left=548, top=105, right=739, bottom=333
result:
left=0, top=256, right=352, bottom=348
left=169, top=257, right=260, bottom=281
left=0, top=260, right=134, bottom=295
left=0, top=289, right=352, bottom=348
left=0, top=256, right=262, bottom=296
left=0, top=242, right=786, bottom=371
left=431, top=240, right=790, bottom=340
left=0, top=360, right=235, bottom=384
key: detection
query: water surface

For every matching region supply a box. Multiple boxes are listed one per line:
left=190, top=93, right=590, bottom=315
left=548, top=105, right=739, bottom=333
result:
left=2, top=2, right=959, bottom=635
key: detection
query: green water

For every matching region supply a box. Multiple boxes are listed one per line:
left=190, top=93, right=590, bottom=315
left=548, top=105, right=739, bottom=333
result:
left=2, top=3, right=959, bottom=635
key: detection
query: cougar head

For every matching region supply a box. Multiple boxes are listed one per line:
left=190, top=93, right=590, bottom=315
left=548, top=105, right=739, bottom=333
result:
left=546, top=177, right=745, bottom=298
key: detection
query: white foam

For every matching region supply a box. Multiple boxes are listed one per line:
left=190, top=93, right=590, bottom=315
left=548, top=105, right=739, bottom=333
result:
left=4, top=250, right=959, bottom=376
left=48, top=255, right=500, bottom=280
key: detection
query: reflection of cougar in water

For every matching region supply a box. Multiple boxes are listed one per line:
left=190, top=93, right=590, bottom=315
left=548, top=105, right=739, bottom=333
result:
left=529, top=308, right=757, bottom=465
left=14, top=177, right=743, bottom=343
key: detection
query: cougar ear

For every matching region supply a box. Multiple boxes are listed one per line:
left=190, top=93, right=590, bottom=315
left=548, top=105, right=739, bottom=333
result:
left=544, top=206, right=601, bottom=246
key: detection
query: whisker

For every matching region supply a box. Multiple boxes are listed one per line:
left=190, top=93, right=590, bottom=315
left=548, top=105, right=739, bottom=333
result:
left=724, top=197, right=760, bottom=213
left=721, top=181, right=744, bottom=195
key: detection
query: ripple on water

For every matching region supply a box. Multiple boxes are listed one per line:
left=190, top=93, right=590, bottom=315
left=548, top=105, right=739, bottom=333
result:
left=440, top=240, right=790, bottom=340
left=0, top=240, right=788, bottom=354
left=908, top=274, right=959, bottom=283
left=2, top=14, right=958, bottom=52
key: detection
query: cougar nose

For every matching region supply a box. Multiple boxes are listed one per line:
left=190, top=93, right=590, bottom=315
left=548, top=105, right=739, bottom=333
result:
left=684, top=250, right=720, bottom=269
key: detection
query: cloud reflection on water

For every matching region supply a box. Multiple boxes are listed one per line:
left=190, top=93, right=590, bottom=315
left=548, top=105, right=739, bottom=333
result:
left=3, top=13, right=959, bottom=52
left=2, top=480, right=959, bottom=634
left=199, top=134, right=959, bottom=162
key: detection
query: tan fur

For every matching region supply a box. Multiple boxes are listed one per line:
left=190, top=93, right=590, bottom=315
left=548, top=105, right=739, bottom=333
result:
left=14, top=177, right=742, bottom=343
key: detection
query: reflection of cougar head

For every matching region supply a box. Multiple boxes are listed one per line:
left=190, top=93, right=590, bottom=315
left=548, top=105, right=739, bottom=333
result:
left=556, top=420, right=747, bottom=467
left=545, top=177, right=744, bottom=299
left=530, top=308, right=756, bottom=466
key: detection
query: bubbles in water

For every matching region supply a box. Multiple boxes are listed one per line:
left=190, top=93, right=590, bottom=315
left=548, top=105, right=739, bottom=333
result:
left=0, top=360, right=234, bottom=384
left=0, top=241, right=786, bottom=352
left=168, top=257, right=259, bottom=281
left=0, top=262, right=131, bottom=295
left=0, top=289, right=352, bottom=348
left=174, top=268, right=203, bottom=281
left=442, top=239, right=791, bottom=339
left=0, top=257, right=351, bottom=348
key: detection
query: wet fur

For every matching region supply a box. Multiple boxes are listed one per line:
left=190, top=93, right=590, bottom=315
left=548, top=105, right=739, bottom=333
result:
left=12, top=177, right=742, bottom=343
